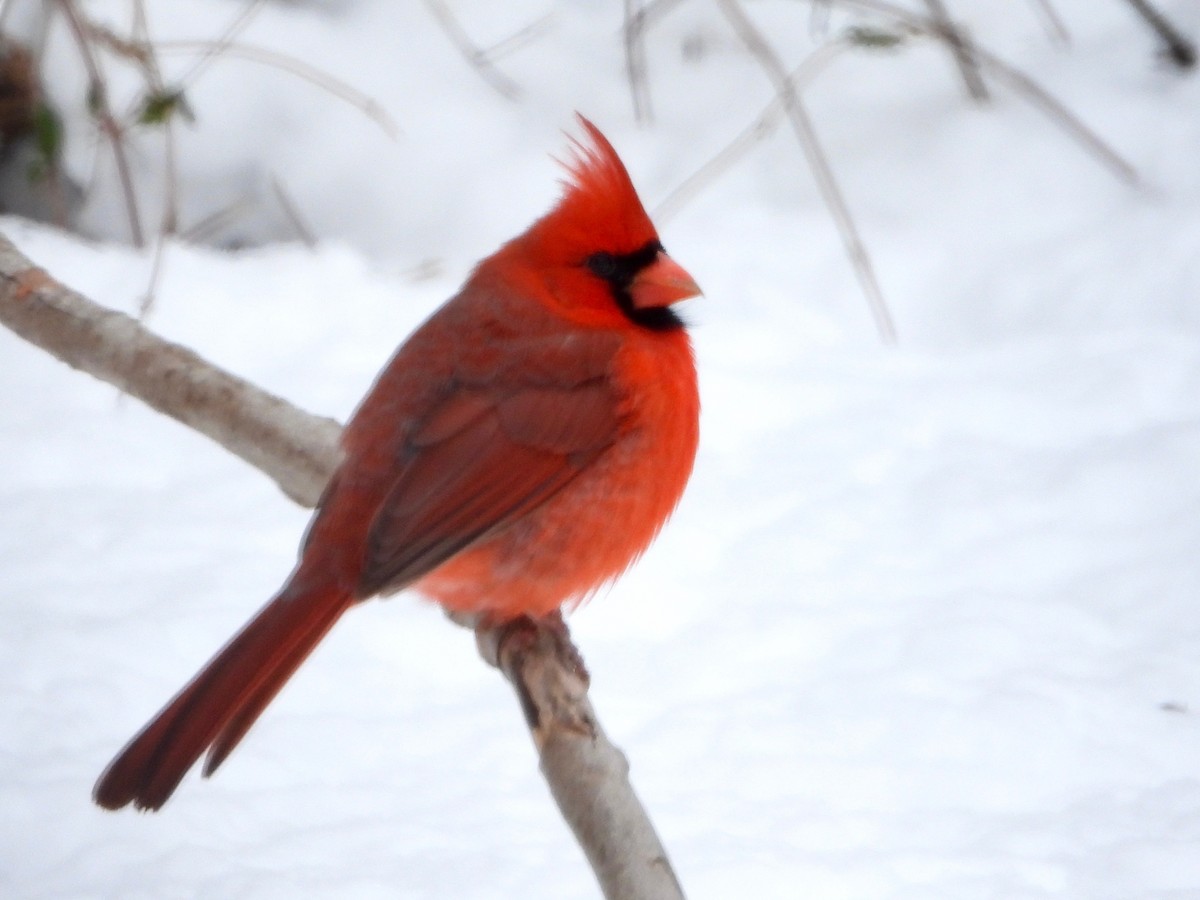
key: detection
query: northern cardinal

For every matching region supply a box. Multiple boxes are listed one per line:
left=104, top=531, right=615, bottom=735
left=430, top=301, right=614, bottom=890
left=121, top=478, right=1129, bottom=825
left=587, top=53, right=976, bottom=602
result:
left=93, top=116, right=701, bottom=811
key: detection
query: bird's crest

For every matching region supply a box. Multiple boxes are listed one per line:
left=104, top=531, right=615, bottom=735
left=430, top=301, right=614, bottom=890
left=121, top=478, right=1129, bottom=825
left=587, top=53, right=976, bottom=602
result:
left=544, top=115, right=659, bottom=255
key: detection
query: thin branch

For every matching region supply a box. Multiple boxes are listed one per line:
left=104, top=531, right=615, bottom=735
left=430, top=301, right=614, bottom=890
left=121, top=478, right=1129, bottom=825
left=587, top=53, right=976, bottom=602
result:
left=655, top=39, right=849, bottom=221
left=718, top=0, right=898, bottom=344
left=421, top=0, right=522, bottom=100
left=972, top=42, right=1139, bottom=184
left=922, top=0, right=989, bottom=101
left=179, top=194, right=254, bottom=245
left=129, top=0, right=179, bottom=239
left=836, top=0, right=1139, bottom=185
left=138, top=234, right=169, bottom=318
left=624, top=0, right=655, bottom=123
left=56, top=0, right=144, bottom=247
left=1120, top=0, right=1196, bottom=68
left=0, top=230, right=684, bottom=900
left=271, top=174, right=317, bottom=248
left=155, top=40, right=399, bottom=139
left=621, top=0, right=694, bottom=124
left=636, top=0, right=691, bottom=31
left=663, top=0, right=1135, bottom=341
left=175, top=0, right=267, bottom=89
left=1025, top=0, right=1071, bottom=47
left=481, top=11, right=555, bottom=61
left=129, top=1, right=178, bottom=316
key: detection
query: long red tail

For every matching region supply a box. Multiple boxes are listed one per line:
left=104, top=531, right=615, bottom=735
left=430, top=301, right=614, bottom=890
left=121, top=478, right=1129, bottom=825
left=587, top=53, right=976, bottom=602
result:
left=93, top=578, right=352, bottom=811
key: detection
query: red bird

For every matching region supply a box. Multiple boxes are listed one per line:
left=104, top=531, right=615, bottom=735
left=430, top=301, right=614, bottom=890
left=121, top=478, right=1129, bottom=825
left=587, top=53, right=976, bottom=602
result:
left=94, top=117, right=701, bottom=811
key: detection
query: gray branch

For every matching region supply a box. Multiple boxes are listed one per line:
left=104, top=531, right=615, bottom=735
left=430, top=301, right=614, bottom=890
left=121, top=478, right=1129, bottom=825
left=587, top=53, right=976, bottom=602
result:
left=922, top=0, right=989, bottom=101
left=1120, top=0, right=1195, bottom=68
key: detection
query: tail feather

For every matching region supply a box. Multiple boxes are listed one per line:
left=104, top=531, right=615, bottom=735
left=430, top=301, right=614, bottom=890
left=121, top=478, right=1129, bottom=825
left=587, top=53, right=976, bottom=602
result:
left=93, top=580, right=352, bottom=811
left=201, top=614, right=338, bottom=777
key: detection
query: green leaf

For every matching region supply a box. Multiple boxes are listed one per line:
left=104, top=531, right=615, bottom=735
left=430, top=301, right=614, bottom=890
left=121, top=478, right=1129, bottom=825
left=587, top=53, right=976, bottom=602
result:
left=32, top=103, right=62, bottom=164
left=137, top=88, right=194, bottom=127
left=845, top=25, right=906, bottom=50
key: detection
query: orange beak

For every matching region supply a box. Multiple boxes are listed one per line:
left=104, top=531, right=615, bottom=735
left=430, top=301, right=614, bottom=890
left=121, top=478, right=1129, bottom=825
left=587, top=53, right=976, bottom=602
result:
left=629, top=251, right=702, bottom=310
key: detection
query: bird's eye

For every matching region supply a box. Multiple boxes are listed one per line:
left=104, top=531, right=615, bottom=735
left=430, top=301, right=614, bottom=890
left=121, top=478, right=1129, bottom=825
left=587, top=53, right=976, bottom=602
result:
left=586, top=252, right=617, bottom=279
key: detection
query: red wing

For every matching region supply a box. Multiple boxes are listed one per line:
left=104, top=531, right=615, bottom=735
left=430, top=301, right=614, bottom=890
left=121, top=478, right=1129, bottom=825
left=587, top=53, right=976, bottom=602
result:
left=357, top=379, right=618, bottom=597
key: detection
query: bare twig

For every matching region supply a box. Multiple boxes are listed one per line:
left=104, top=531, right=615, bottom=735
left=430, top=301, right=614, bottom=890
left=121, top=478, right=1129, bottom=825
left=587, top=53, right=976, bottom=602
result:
left=624, top=0, right=654, bottom=123
left=837, top=0, right=1139, bottom=185
left=620, top=0, right=693, bottom=123
left=129, top=0, right=178, bottom=317
left=174, top=0, right=266, bottom=88
left=642, top=0, right=692, bottom=29
left=271, top=174, right=317, bottom=248
left=718, top=0, right=898, bottom=344
left=129, top=1, right=179, bottom=239
left=1025, top=0, right=1071, bottom=47
left=660, top=0, right=1134, bottom=342
left=1120, top=0, right=1196, bottom=68
left=56, top=0, right=144, bottom=247
left=179, top=195, right=254, bottom=245
left=57, top=2, right=394, bottom=258
left=482, top=11, right=555, bottom=61
left=422, top=0, right=522, bottom=100
left=138, top=235, right=169, bottom=318
left=153, top=40, right=399, bottom=139
left=80, top=16, right=189, bottom=245
left=972, top=43, right=1139, bottom=184
left=922, top=0, right=989, bottom=101
left=0, top=230, right=685, bottom=900
left=655, top=40, right=848, bottom=221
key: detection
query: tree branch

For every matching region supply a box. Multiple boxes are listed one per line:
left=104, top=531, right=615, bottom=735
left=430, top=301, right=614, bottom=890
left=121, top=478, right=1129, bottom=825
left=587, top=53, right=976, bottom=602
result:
left=57, top=0, right=145, bottom=247
left=836, top=0, right=1139, bottom=186
left=421, top=0, right=523, bottom=100
left=1120, top=0, right=1196, bottom=69
left=623, top=0, right=655, bottom=123
left=0, top=234, right=340, bottom=505
left=475, top=614, right=685, bottom=899
left=921, top=0, right=989, bottom=101
left=718, top=0, right=899, bottom=344
left=0, top=230, right=684, bottom=900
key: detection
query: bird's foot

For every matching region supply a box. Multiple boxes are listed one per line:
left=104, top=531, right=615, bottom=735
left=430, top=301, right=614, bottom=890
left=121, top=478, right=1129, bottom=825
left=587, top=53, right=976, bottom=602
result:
left=474, top=612, right=594, bottom=740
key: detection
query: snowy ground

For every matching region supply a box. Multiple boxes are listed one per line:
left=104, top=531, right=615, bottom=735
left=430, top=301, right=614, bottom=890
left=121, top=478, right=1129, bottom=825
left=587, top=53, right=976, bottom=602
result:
left=3, top=1, right=1200, bottom=897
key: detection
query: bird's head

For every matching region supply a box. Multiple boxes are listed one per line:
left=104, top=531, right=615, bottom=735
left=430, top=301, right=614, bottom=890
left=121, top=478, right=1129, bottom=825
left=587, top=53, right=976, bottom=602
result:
left=491, top=115, right=701, bottom=331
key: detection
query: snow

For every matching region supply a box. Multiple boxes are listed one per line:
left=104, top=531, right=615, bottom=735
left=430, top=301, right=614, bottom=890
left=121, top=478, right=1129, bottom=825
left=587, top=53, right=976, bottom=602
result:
left=3, top=0, right=1200, bottom=897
